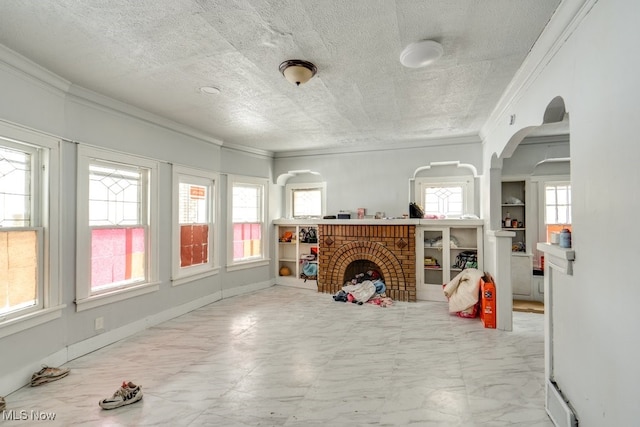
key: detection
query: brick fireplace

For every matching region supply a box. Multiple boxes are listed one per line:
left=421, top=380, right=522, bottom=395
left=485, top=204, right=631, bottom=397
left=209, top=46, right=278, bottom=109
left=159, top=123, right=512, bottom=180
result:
left=318, top=224, right=416, bottom=302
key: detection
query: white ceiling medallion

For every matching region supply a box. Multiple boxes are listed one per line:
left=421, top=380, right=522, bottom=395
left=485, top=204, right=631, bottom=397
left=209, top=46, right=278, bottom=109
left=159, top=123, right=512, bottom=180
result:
left=400, top=40, right=443, bottom=68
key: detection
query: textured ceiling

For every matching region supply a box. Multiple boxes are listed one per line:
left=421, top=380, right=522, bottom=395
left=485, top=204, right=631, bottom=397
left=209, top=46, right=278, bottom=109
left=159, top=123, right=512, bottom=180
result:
left=0, top=0, right=561, bottom=153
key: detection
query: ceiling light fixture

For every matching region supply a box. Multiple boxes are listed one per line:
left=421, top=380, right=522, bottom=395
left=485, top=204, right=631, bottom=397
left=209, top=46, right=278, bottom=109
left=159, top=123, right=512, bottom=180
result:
left=279, top=59, right=317, bottom=86
left=400, top=40, right=443, bottom=68
left=199, top=86, right=220, bottom=95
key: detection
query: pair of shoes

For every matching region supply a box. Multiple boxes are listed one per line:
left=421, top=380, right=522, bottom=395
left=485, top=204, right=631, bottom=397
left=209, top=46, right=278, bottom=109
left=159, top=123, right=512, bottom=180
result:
left=99, top=381, right=143, bottom=410
left=0, top=396, right=5, bottom=411
left=30, top=365, right=71, bottom=387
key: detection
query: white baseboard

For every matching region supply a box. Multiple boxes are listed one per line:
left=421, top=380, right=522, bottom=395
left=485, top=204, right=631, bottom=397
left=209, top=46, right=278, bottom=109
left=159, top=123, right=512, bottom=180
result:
left=67, top=290, right=224, bottom=360
left=221, top=279, right=275, bottom=299
left=1, top=283, right=272, bottom=397
left=0, top=348, right=68, bottom=397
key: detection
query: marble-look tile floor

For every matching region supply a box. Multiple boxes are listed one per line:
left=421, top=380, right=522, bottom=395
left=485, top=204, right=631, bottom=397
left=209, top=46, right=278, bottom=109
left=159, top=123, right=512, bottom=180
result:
left=2, top=286, right=552, bottom=426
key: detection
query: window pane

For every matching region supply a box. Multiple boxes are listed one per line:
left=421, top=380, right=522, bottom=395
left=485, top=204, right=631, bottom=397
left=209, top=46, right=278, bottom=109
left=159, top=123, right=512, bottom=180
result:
left=557, top=206, right=569, bottom=224
left=557, top=186, right=569, bottom=204
left=546, top=206, right=557, bottom=224
left=0, top=230, right=38, bottom=315
left=179, top=183, right=208, bottom=224
left=545, top=183, right=571, bottom=225
left=545, top=187, right=556, bottom=205
left=89, top=164, right=143, bottom=226
left=91, top=227, right=145, bottom=292
left=0, top=146, right=31, bottom=227
left=424, top=186, right=463, bottom=216
left=232, top=185, right=260, bottom=222
left=293, top=189, right=321, bottom=217
left=232, top=222, right=261, bottom=261
left=180, top=224, right=209, bottom=267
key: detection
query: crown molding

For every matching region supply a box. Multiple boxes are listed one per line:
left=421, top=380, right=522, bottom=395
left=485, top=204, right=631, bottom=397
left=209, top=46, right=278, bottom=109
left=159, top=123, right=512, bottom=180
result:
left=0, top=44, right=224, bottom=147
left=66, top=85, right=224, bottom=147
left=221, top=142, right=274, bottom=158
left=0, top=44, right=70, bottom=95
left=274, top=134, right=481, bottom=159
left=480, top=0, right=599, bottom=141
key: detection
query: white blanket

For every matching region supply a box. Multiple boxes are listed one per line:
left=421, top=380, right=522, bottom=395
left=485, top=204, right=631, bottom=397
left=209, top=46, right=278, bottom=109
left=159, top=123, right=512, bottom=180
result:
left=443, top=268, right=484, bottom=313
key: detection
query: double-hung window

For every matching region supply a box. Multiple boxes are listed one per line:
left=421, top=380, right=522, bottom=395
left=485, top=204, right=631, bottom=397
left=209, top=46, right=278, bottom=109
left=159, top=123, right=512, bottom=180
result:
left=415, top=176, right=474, bottom=218
left=544, top=181, right=572, bottom=241
left=227, top=175, right=268, bottom=270
left=172, top=165, right=218, bottom=285
left=0, top=123, right=62, bottom=338
left=76, top=146, right=158, bottom=311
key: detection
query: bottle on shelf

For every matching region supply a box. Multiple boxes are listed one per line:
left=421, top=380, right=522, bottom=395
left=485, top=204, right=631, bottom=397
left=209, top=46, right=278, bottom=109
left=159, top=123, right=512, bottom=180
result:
left=504, top=212, right=511, bottom=228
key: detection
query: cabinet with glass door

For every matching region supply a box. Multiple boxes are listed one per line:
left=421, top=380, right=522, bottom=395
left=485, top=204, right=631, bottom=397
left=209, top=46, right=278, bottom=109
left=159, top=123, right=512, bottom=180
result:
left=417, top=221, right=483, bottom=301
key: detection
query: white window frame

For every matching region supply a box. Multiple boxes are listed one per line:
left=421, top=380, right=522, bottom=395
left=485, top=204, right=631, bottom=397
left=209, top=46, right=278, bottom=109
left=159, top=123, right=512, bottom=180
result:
left=0, top=121, right=64, bottom=339
left=75, top=145, right=159, bottom=311
left=534, top=176, right=571, bottom=244
left=227, top=175, right=269, bottom=271
left=172, top=165, right=219, bottom=286
left=414, top=176, right=475, bottom=218
left=285, top=182, right=326, bottom=219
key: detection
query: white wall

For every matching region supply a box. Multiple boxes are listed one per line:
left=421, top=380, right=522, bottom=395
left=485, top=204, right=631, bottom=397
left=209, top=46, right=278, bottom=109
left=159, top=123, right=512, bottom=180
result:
left=274, top=141, right=483, bottom=219
left=0, top=49, right=274, bottom=396
left=482, top=0, right=640, bottom=424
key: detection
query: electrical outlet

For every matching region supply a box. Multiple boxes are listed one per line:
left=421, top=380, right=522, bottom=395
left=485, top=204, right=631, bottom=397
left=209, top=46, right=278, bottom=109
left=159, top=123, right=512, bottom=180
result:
left=95, top=317, right=104, bottom=330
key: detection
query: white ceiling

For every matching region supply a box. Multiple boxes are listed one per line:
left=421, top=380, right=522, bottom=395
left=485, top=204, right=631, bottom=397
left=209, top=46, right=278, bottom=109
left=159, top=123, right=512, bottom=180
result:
left=0, top=0, right=562, bottom=153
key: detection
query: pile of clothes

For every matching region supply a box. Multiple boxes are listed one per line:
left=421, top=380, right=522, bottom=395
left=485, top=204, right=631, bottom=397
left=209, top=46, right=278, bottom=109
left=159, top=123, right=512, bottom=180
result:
left=332, top=270, right=393, bottom=307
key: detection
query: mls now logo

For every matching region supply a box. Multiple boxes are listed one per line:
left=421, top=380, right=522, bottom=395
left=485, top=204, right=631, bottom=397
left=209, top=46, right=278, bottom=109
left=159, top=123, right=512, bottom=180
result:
left=2, top=409, right=57, bottom=421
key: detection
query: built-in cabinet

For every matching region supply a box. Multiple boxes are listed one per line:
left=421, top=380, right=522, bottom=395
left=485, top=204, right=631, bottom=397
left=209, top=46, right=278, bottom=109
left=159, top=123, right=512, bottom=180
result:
left=416, top=220, right=484, bottom=302
left=502, top=179, right=543, bottom=302
left=274, top=223, right=319, bottom=290
left=501, top=180, right=527, bottom=251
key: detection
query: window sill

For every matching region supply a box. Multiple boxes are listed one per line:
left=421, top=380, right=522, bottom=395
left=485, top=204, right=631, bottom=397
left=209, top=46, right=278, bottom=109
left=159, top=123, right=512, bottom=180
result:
left=226, top=259, right=270, bottom=272
left=75, top=282, right=160, bottom=312
left=0, top=304, right=66, bottom=339
left=172, top=267, right=220, bottom=287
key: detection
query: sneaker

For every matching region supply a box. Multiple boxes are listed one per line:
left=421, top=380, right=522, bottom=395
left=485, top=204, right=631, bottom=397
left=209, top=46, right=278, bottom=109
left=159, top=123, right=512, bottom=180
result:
left=30, top=365, right=71, bottom=387
left=99, top=381, right=143, bottom=410
left=0, top=396, right=5, bottom=411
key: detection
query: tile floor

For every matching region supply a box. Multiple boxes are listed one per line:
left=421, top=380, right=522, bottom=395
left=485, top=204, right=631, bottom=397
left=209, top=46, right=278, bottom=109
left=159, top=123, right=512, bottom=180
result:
left=2, top=286, right=552, bottom=426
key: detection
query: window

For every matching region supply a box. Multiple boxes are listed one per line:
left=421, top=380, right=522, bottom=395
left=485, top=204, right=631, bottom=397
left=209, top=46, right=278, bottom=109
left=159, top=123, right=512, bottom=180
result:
left=415, top=177, right=474, bottom=218
left=285, top=182, right=326, bottom=219
left=172, top=165, right=218, bottom=285
left=76, top=146, right=158, bottom=311
left=544, top=182, right=572, bottom=241
left=227, top=175, right=268, bottom=270
left=0, top=123, right=62, bottom=338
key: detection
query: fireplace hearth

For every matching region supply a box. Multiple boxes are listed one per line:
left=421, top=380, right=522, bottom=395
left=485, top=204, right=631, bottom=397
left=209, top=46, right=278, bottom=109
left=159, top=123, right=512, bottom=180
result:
left=318, top=224, right=416, bottom=301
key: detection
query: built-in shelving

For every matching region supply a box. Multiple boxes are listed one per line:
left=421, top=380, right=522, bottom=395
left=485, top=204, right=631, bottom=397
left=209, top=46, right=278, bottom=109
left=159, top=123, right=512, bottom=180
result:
left=417, top=221, right=484, bottom=302
left=275, top=223, right=319, bottom=290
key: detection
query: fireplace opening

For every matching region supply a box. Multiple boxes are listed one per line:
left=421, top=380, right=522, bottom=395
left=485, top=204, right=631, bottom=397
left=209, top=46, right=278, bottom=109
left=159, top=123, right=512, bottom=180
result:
left=343, top=260, right=384, bottom=285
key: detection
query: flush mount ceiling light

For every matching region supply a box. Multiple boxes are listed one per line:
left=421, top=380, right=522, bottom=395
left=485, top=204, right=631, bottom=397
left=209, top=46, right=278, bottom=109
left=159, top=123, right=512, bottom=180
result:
left=400, top=40, right=443, bottom=68
left=279, top=59, right=317, bottom=86
left=199, top=86, right=220, bottom=95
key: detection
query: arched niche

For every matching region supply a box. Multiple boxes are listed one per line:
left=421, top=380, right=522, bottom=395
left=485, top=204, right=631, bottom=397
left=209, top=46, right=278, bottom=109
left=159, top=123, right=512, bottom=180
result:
left=276, top=169, right=323, bottom=185
left=531, top=157, right=570, bottom=176
left=499, top=96, right=568, bottom=161
left=409, top=161, right=479, bottom=217
left=412, top=161, right=478, bottom=179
